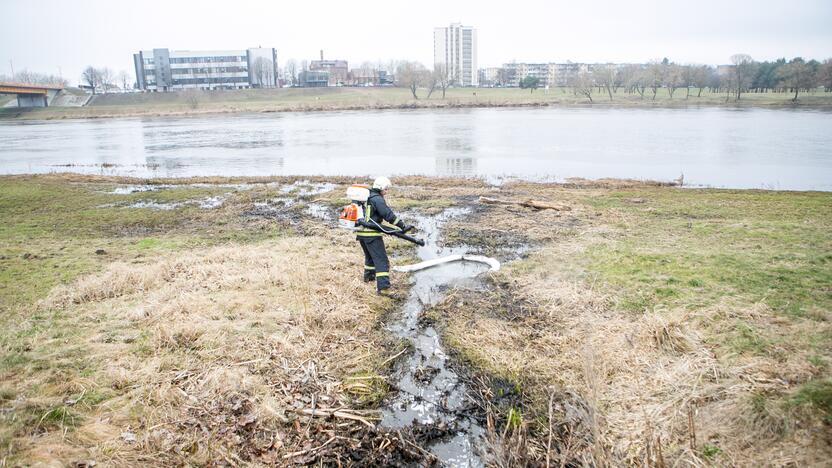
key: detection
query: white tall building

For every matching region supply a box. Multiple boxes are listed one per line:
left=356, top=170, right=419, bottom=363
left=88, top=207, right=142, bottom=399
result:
left=433, top=23, right=478, bottom=87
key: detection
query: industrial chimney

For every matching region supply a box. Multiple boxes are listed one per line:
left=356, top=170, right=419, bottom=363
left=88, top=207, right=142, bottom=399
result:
left=320, top=50, right=324, bottom=60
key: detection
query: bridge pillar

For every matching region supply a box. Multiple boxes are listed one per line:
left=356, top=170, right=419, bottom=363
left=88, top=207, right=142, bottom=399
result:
left=17, top=94, right=48, bottom=107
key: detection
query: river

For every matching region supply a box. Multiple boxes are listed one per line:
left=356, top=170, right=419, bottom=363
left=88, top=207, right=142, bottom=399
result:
left=1, top=107, right=830, bottom=190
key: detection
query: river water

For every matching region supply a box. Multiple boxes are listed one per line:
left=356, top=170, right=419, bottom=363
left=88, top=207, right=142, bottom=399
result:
left=1, top=107, right=830, bottom=190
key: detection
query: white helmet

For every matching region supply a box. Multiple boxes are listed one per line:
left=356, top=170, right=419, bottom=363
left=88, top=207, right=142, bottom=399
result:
left=372, top=176, right=392, bottom=191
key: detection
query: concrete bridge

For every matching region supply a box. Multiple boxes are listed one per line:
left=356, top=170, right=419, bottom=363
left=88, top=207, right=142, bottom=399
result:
left=0, top=82, right=65, bottom=107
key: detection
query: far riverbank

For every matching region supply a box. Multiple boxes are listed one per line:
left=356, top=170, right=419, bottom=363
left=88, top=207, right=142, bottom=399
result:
left=2, top=86, right=831, bottom=121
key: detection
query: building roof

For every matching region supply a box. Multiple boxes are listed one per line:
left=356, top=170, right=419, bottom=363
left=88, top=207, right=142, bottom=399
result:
left=141, top=50, right=246, bottom=57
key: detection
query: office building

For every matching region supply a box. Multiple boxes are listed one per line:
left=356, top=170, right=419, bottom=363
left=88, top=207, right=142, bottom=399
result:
left=309, top=51, right=348, bottom=86
left=133, top=47, right=278, bottom=91
left=298, top=70, right=329, bottom=87
left=433, top=23, right=478, bottom=86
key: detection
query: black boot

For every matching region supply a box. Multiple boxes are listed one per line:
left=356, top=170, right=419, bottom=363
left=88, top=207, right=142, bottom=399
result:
left=363, top=271, right=376, bottom=282
left=376, top=275, right=391, bottom=294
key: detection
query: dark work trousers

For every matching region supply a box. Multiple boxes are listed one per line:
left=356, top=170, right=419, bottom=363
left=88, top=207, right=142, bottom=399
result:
left=358, top=236, right=390, bottom=291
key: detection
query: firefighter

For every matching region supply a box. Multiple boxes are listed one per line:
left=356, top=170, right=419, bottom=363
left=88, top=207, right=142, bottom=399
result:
left=357, top=176, right=413, bottom=293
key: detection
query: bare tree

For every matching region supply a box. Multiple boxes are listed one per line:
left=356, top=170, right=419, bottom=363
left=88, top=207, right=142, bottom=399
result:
left=664, top=64, right=683, bottom=98
left=434, top=63, right=452, bottom=98
left=778, top=58, right=817, bottom=102
left=617, top=65, right=633, bottom=93
left=396, top=61, right=427, bottom=99
left=182, top=88, right=203, bottom=109
left=595, top=64, right=619, bottom=101
left=622, top=65, right=647, bottom=98
left=730, top=54, right=754, bottom=100
left=425, top=67, right=440, bottom=99
left=680, top=65, right=695, bottom=99
left=251, top=57, right=274, bottom=88
left=692, top=65, right=712, bottom=97
left=99, top=68, right=115, bottom=93
left=82, top=66, right=100, bottom=94
left=284, top=59, right=298, bottom=86
left=647, top=61, right=664, bottom=100
left=569, top=71, right=595, bottom=103
left=118, top=70, right=131, bottom=91
left=6, top=69, right=67, bottom=86
left=817, top=58, right=832, bottom=92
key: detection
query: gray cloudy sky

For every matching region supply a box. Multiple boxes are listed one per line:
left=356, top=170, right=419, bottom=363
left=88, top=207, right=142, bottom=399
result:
left=2, top=0, right=830, bottom=83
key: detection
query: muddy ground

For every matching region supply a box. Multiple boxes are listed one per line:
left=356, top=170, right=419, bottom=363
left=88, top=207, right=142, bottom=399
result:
left=1, top=174, right=830, bottom=466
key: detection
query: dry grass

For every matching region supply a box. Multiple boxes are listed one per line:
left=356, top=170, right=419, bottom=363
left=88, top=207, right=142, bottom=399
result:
left=429, top=183, right=832, bottom=466
left=436, top=248, right=831, bottom=465
left=3, top=234, right=419, bottom=465
left=3, top=175, right=830, bottom=465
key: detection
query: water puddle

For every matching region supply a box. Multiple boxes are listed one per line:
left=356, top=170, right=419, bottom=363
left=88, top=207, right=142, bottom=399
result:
left=110, top=185, right=170, bottom=194
left=305, top=203, right=333, bottom=220
left=381, top=207, right=490, bottom=467
left=119, top=200, right=181, bottom=210
left=104, top=180, right=336, bottom=211
left=279, top=180, right=337, bottom=197
left=106, top=182, right=264, bottom=195
left=196, top=195, right=227, bottom=209
left=102, top=194, right=229, bottom=210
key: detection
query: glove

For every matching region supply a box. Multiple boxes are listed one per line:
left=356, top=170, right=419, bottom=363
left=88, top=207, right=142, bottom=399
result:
left=402, top=224, right=416, bottom=233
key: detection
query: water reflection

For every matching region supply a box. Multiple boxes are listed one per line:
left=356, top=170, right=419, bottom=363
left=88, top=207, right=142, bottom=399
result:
left=434, top=117, right=475, bottom=154
left=436, top=156, right=476, bottom=176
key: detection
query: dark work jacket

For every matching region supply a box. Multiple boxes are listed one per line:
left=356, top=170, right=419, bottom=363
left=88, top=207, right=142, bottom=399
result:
left=357, top=189, right=405, bottom=237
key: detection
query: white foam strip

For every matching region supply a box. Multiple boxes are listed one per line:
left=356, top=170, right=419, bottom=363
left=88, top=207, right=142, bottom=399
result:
left=393, top=254, right=500, bottom=273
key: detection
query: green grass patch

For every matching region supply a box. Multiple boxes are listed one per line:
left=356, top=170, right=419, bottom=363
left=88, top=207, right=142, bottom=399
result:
left=788, top=379, right=832, bottom=422
left=727, top=322, right=771, bottom=355
left=585, top=189, right=832, bottom=318
left=702, top=443, right=722, bottom=459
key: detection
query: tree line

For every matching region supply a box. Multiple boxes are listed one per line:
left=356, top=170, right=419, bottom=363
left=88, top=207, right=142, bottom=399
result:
left=81, top=66, right=132, bottom=94
left=569, top=55, right=832, bottom=103
left=0, top=70, right=68, bottom=87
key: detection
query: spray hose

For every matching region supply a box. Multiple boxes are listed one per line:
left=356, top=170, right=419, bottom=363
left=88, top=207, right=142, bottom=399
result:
left=359, top=218, right=425, bottom=246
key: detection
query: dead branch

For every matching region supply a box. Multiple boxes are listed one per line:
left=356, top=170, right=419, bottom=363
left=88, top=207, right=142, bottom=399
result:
left=379, top=347, right=408, bottom=367
left=479, top=196, right=571, bottom=211
left=291, top=407, right=376, bottom=428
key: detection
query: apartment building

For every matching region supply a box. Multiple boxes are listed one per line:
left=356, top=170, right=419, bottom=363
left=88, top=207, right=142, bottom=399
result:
left=433, top=23, right=478, bottom=86
left=478, top=67, right=503, bottom=87
left=490, top=62, right=589, bottom=87
left=133, top=47, right=278, bottom=91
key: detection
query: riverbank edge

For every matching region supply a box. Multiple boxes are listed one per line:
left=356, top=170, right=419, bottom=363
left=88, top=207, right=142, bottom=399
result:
left=2, top=98, right=831, bottom=121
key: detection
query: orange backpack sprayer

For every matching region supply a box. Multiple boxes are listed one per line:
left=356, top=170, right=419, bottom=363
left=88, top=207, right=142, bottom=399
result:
left=338, top=184, right=426, bottom=246
left=338, top=184, right=370, bottom=230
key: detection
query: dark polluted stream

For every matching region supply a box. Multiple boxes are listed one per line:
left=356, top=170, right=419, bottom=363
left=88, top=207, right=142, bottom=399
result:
left=381, top=207, right=491, bottom=467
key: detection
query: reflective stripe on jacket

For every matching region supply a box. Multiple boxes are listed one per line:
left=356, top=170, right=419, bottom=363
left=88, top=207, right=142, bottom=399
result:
left=356, top=189, right=404, bottom=237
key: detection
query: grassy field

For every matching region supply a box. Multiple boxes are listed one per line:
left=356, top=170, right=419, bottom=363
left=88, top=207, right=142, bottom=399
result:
left=434, top=181, right=832, bottom=465
left=1, top=174, right=829, bottom=465
left=1, top=86, right=830, bottom=120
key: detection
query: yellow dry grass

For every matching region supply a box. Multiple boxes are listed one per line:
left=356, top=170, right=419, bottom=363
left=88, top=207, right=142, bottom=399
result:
left=8, top=235, right=397, bottom=465
left=439, top=241, right=832, bottom=466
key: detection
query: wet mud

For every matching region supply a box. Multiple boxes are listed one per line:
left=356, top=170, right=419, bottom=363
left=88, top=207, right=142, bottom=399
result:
left=380, top=207, right=496, bottom=467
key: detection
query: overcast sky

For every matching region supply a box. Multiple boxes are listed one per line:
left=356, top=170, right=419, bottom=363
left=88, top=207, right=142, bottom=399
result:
left=2, top=0, right=830, bottom=84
